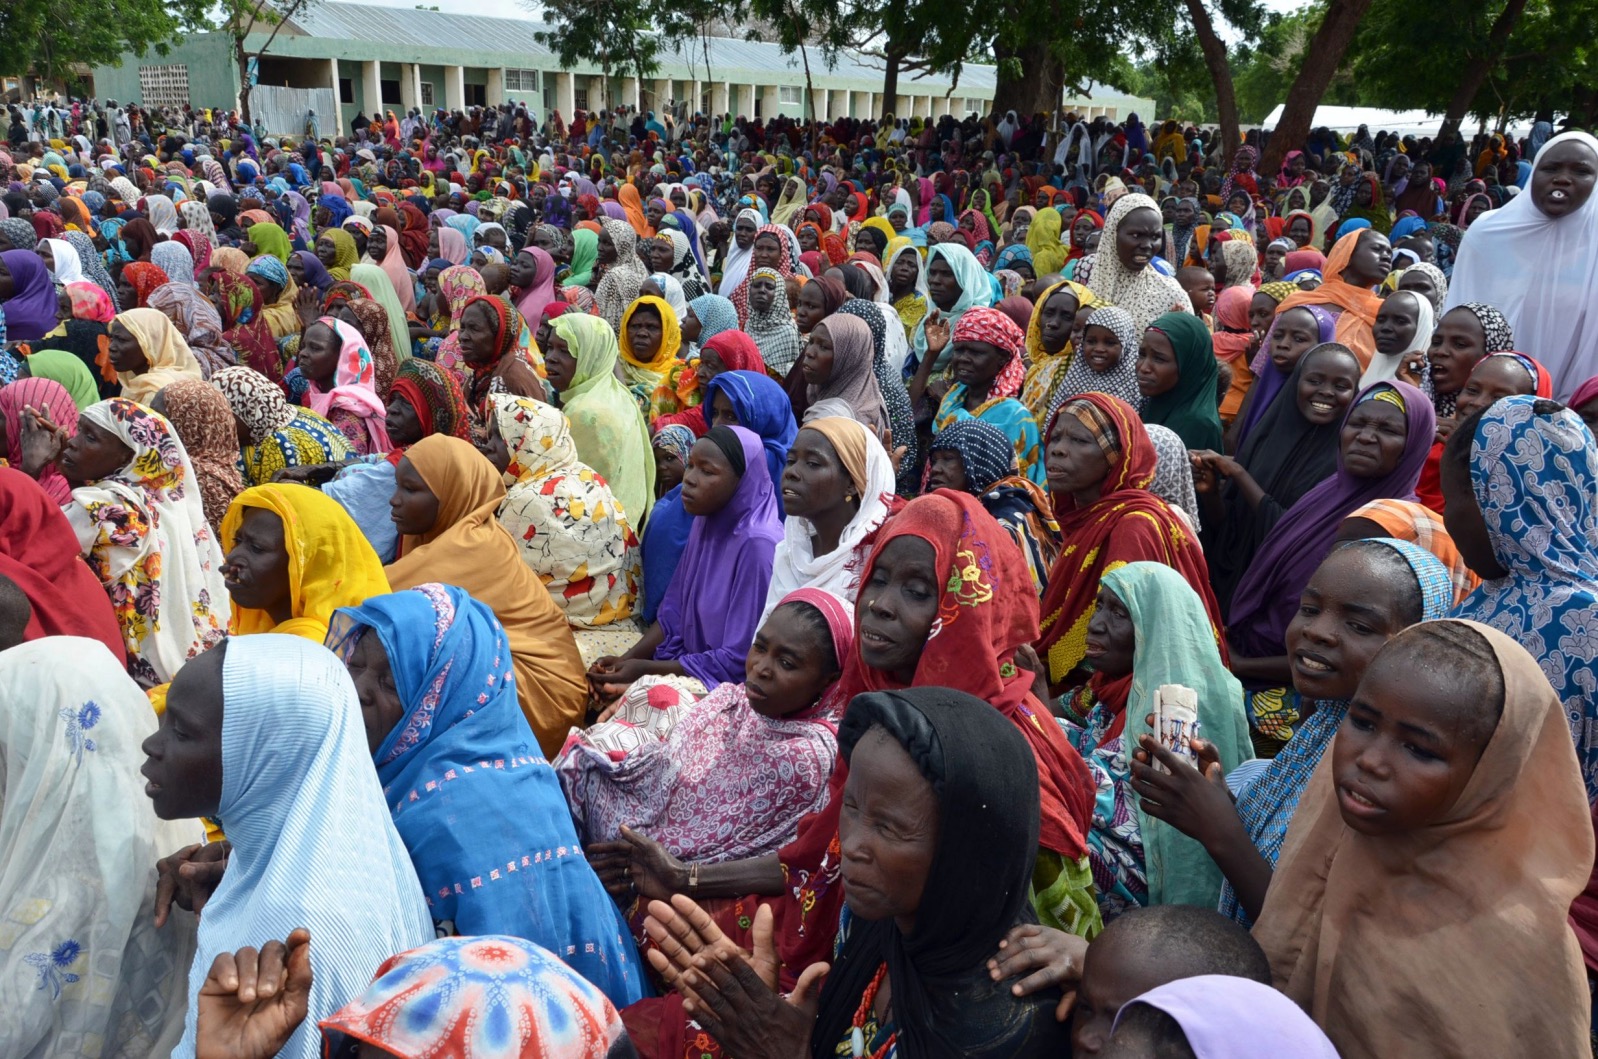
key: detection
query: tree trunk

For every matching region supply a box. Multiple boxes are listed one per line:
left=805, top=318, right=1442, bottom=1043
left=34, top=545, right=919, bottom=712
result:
left=234, top=34, right=253, bottom=127
left=1259, top=0, right=1376, bottom=175
left=1184, top=0, right=1241, bottom=159
left=1439, top=0, right=1531, bottom=138
left=992, top=37, right=1064, bottom=121
left=881, top=49, right=901, bottom=119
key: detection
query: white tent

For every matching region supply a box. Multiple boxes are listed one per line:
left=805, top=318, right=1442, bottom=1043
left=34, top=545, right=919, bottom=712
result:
left=1260, top=104, right=1532, bottom=140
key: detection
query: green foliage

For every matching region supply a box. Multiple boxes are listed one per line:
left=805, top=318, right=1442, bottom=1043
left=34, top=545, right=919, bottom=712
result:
left=0, top=0, right=207, bottom=79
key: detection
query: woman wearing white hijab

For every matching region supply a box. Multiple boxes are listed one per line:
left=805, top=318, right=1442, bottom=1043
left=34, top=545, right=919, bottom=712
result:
left=40, top=236, right=85, bottom=285
left=1443, top=131, right=1598, bottom=398
left=1360, top=288, right=1435, bottom=390
left=144, top=195, right=180, bottom=237
left=716, top=207, right=762, bottom=297
left=0, top=637, right=201, bottom=1059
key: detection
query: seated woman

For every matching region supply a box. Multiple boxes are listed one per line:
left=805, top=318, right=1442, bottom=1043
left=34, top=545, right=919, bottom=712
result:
left=1227, top=382, right=1433, bottom=748
left=1035, top=394, right=1221, bottom=695
left=453, top=294, right=545, bottom=423
left=1194, top=343, right=1363, bottom=615
left=146, top=282, right=235, bottom=379
left=213, top=366, right=356, bottom=486
left=295, top=317, right=390, bottom=456
left=1230, top=303, right=1336, bottom=451
left=926, top=306, right=1046, bottom=484
left=928, top=417, right=1061, bottom=595
left=18, top=397, right=229, bottom=687
left=482, top=395, right=644, bottom=660
left=546, top=312, right=655, bottom=524
left=1, top=637, right=202, bottom=1059
left=1418, top=335, right=1542, bottom=513
left=386, top=434, right=588, bottom=758
left=29, top=282, right=120, bottom=401
left=1359, top=288, right=1433, bottom=390
left=1062, top=561, right=1252, bottom=921
left=220, top=482, right=389, bottom=641
left=151, top=378, right=246, bottom=536
left=329, top=584, right=646, bottom=1008
left=107, top=307, right=204, bottom=404
left=211, top=272, right=287, bottom=388
left=1019, top=280, right=1103, bottom=429
left=559, top=588, right=849, bottom=869
left=1251, top=622, right=1591, bottom=1058
left=587, top=426, right=782, bottom=704
left=640, top=685, right=1077, bottom=1059
left=763, top=416, right=897, bottom=622
left=1270, top=227, right=1390, bottom=367
left=653, top=328, right=768, bottom=437
left=142, top=636, right=435, bottom=1059
left=801, top=311, right=889, bottom=436
left=0, top=375, right=79, bottom=504
left=618, top=294, right=687, bottom=421
left=1134, top=538, right=1452, bottom=928
left=1136, top=310, right=1223, bottom=451
left=703, top=368, right=797, bottom=508
left=641, top=425, right=695, bottom=627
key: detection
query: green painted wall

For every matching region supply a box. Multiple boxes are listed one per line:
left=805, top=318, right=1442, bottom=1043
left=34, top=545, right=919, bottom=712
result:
left=90, top=33, right=240, bottom=109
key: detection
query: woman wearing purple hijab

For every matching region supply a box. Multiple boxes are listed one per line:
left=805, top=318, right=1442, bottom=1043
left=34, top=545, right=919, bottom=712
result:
left=1224, top=380, right=1434, bottom=746
left=1232, top=303, right=1337, bottom=448
left=291, top=249, right=333, bottom=294
left=587, top=425, right=783, bottom=696
left=0, top=248, right=60, bottom=342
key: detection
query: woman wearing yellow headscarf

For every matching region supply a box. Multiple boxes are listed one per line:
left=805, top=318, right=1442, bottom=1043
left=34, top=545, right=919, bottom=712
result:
left=1026, top=207, right=1070, bottom=276
left=110, top=307, right=204, bottom=405
left=220, top=483, right=389, bottom=640
left=617, top=294, right=684, bottom=421
left=318, top=227, right=359, bottom=281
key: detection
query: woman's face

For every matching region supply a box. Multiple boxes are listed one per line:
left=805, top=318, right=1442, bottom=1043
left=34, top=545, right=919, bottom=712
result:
left=596, top=227, right=617, bottom=264
left=1353, top=179, right=1373, bottom=207
left=733, top=217, right=758, bottom=251
left=1373, top=293, right=1421, bottom=356
left=1339, top=398, right=1409, bottom=478
left=428, top=229, right=442, bottom=259
left=645, top=200, right=667, bottom=230
left=801, top=322, right=835, bottom=386
left=1464, top=197, right=1490, bottom=225
left=346, top=630, right=407, bottom=754
left=748, top=276, right=777, bottom=316
left=1429, top=308, right=1490, bottom=396
left=1453, top=355, right=1536, bottom=422
left=222, top=507, right=292, bottom=618
left=298, top=321, right=342, bottom=384
left=55, top=289, right=73, bottom=324
left=57, top=414, right=133, bottom=485
left=744, top=603, right=841, bottom=719
left=889, top=251, right=920, bottom=295
left=366, top=227, right=388, bottom=261
left=1270, top=307, right=1321, bottom=374
left=35, top=242, right=54, bottom=272
left=798, top=226, right=819, bottom=252
left=141, top=646, right=226, bottom=821
left=385, top=389, right=425, bottom=448
left=1135, top=327, right=1179, bottom=398
left=1263, top=243, right=1288, bottom=278
left=1071, top=215, right=1096, bottom=246
left=856, top=536, right=940, bottom=683
left=1082, top=586, right=1135, bottom=679
left=838, top=725, right=938, bottom=932
left=1045, top=411, right=1111, bottom=501
left=708, top=390, right=740, bottom=429
left=794, top=281, right=829, bottom=334
left=1115, top=208, right=1163, bottom=273
left=315, top=233, right=339, bottom=267
left=1287, top=216, right=1312, bottom=246
left=1038, top=289, right=1078, bottom=355
left=780, top=427, right=856, bottom=521
left=115, top=274, right=139, bottom=312
left=948, top=339, right=1008, bottom=392
left=509, top=253, right=537, bottom=290
left=1248, top=292, right=1277, bottom=337
left=389, top=456, right=440, bottom=536
left=856, top=226, right=887, bottom=260
left=1295, top=348, right=1361, bottom=426
left=924, top=446, right=969, bottom=493
left=926, top=256, right=960, bottom=311
left=286, top=253, right=308, bottom=286
left=1531, top=139, right=1598, bottom=218
left=107, top=321, right=150, bottom=374
left=887, top=209, right=908, bottom=233
left=751, top=233, right=784, bottom=271
left=1343, top=230, right=1392, bottom=287
left=452, top=300, right=499, bottom=367
left=1286, top=539, right=1410, bottom=703
left=680, top=437, right=742, bottom=516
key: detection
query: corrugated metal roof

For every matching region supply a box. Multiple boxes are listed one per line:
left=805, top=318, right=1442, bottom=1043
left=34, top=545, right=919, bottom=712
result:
left=283, top=2, right=1027, bottom=93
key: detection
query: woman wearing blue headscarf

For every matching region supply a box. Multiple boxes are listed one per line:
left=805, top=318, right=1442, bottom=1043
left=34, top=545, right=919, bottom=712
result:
left=702, top=369, right=798, bottom=509
left=329, top=584, right=648, bottom=1008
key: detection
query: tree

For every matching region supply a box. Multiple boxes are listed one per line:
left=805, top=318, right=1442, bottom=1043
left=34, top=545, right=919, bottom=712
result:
left=210, top=0, right=319, bottom=127
left=1259, top=0, right=1377, bottom=174
left=535, top=0, right=683, bottom=111
left=0, top=0, right=202, bottom=82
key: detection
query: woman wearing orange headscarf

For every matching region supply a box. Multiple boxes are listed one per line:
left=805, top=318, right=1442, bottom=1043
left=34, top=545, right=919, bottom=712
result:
left=1272, top=228, right=1388, bottom=368
left=618, top=183, right=654, bottom=239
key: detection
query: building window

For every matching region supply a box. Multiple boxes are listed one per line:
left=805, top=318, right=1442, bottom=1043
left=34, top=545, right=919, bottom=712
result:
left=339, top=78, right=353, bottom=104
left=380, top=79, right=401, bottom=105
left=138, top=64, right=189, bottom=109
left=575, top=88, right=589, bottom=111
left=505, top=68, right=539, bottom=93
left=420, top=82, right=434, bottom=107
left=779, top=85, right=801, bottom=106
left=466, top=83, right=485, bottom=107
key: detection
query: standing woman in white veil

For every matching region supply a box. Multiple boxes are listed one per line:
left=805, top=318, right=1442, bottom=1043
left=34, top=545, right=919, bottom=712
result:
left=1443, top=131, right=1598, bottom=398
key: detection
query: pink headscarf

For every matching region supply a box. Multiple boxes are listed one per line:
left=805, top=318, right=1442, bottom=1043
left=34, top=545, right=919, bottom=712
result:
left=305, top=317, right=392, bottom=453
left=513, top=246, right=557, bottom=324
left=376, top=225, right=416, bottom=312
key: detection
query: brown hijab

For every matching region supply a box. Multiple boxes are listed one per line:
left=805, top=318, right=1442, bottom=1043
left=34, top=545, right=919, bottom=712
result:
left=1253, top=619, right=1592, bottom=1059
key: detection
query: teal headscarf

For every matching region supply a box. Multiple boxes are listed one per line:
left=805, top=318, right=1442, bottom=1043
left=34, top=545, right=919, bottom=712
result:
left=1140, top=310, right=1222, bottom=451
left=566, top=227, right=598, bottom=288
left=1099, top=561, right=1254, bottom=908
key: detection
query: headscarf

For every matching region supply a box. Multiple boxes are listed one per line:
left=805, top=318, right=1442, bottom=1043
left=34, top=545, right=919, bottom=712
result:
left=1140, top=310, right=1223, bottom=450
left=1082, top=193, right=1191, bottom=333
left=1253, top=620, right=1592, bottom=1059
left=175, top=635, right=434, bottom=1059
left=347, top=264, right=413, bottom=372
left=687, top=292, right=739, bottom=346
left=213, top=366, right=356, bottom=485
left=1112, top=976, right=1339, bottom=1057
left=514, top=245, right=558, bottom=322
left=549, top=312, right=655, bottom=523
left=0, top=249, right=56, bottom=340
left=118, top=261, right=169, bottom=309
left=810, top=686, right=1076, bottom=1059
left=369, top=224, right=415, bottom=311
left=19, top=347, right=99, bottom=409
left=0, top=468, right=125, bottom=660
left=1228, top=382, right=1434, bottom=659
left=1145, top=423, right=1202, bottom=529
left=744, top=266, right=805, bottom=376
left=220, top=483, right=389, bottom=640
left=1236, top=304, right=1338, bottom=448
left=0, top=376, right=77, bottom=504
left=566, top=226, right=598, bottom=286
left=1275, top=228, right=1386, bottom=367
left=317, top=935, right=633, bottom=1059
left=303, top=317, right=391, bottom=453
left=489, top=395, right=641, bottom=629
left=66, top=399, right=230, bottom=686
left=715, top=208, right=763, bottom=298
left=595, top=218, right=647, bottom=331
left=1344, top=498, right=1480, bottom=605
left=42, top=236, right=85, bottom=285
left=246, top=221, right=292, bottom=264
left=1359, top=288, right=1435, bottom=389
left=212, top=272, right=282, bottom=384
left=911, top=242, right=993, bottom=368
left=145, top=282, right=233, bottom=377
left=0, top=637, right=201, bottom=1059
left=1025, top=205, right=1069, bottom=274
left=63, top=230, right=120, bottom=309
left=807, top=310, right=889, bottom=434
left=110, top=306, right=204, bottom=403
left=319, top=226, right=359, bottom=281
left=1037, top=394, right=1221, bottom=683
left=156, top=377, right=245, bottom=533
left=1052, top=302, right=1142, bottom=411
left=704, top=369, right=798, bottom=494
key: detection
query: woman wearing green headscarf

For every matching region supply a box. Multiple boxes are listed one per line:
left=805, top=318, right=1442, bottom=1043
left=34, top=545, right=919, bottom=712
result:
left=317, top=227, right=359, bottom=281
left=547, top=312, right=655, bottom=523
left=1137, top=309, right=1223, bottom=451
left=1062, top=560, right=1253, bottom=917
left=21, top=349, right=100, bottom=409
left=566, top=227, right=598, bottom=288
left=349, top=263, right=414, bottom=365
left=247, top=221, right=293, bottom=264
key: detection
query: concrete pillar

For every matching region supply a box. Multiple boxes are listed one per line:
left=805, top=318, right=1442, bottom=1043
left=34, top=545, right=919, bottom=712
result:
left=445, top=65, right=466, bottom=112
left=866, top=92, right=876, bottom=119
left=325, top=57, right=339, bottom=91
left=399, top=63, right=419, bottom=112
left=761, top=85, right=779, bottom=119
left=485, top=67, right=504, bottom=108
left=653, top=78, right=671, bottom=114
left=712, top=82, right=730, bottom=118
left=815, top=88, right=828, bottom=121
left=691, top=80, right=703, bottom=116
left=554, top=72, right=575, bottom=119
left=588, top=76, right=604, bottom=114
left=362, top=61, right=382, bottom=120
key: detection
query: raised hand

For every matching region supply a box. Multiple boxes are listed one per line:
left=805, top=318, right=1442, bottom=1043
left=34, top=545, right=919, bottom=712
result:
left=194, top=928, right=312, bottom=1059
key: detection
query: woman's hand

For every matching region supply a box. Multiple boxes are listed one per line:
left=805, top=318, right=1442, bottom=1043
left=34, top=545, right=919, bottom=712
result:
left=584, top=839, right=641, bottom=903
left=923, top=311, right=951, bottom=356
left=605, top=825, right=687, bottom=903
left=586, top=656, right=651, bottom=704
left=1130, top=727, right=1237, bottom=847
left=293, top=284, right=322, bottom=328
left=194, top=929, right=312, bottom=1059
left=1189, top=450, right=1220, bottom=494
left=986, top=923, right=1087, bottom=1022
left=18, top=402, right=68, bottom=477
left=154, top=840, right=232, bottom=926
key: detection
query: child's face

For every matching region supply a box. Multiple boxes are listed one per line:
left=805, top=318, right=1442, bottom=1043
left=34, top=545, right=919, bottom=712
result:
left=1333, top=654, right=1492, bottom=836
left=1072, top=936, right=1173, bottom=1056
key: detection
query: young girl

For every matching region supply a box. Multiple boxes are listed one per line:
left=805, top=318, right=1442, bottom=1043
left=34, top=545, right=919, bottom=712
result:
left=1415, top=302, right=1515, bottom=511
left=1251, top=620, right=1592, bottom=1058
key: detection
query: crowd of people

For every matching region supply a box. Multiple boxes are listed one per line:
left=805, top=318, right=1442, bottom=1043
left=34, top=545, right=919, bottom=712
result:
left=2, top=93, right=1597, bottom=1058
